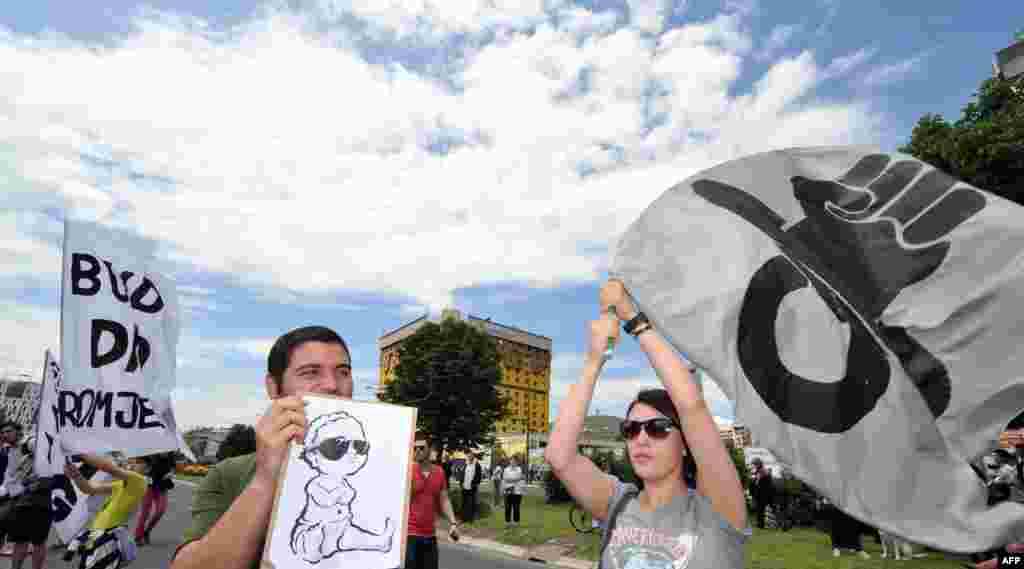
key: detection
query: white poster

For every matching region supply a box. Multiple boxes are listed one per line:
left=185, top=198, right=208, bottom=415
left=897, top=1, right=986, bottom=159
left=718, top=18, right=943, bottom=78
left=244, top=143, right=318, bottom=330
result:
left=50, top=469, right=112, bottom=543
left=263, top=395, right=417, bottom=569
left=33, top=349, right=65, bottom=476
left=59, top=218, right=181, bottom=457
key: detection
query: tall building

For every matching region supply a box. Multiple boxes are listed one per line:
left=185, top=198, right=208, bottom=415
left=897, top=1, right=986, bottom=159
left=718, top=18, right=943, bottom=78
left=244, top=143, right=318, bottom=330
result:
left=717, top=423, right=753, bottom=449
left=0, top=374, right=42, bottom=429
left=378, top=308, right=552, bottom=434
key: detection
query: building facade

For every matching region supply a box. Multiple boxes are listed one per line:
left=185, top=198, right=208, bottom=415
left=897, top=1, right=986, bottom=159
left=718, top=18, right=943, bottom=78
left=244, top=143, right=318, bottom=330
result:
left=378, top=308, right=552, bottom=435
left=0, top=375, right=42, bottom=429
left=995, top=38, right=1024, bottom=80
left=717, top=423, right=753, bottom=449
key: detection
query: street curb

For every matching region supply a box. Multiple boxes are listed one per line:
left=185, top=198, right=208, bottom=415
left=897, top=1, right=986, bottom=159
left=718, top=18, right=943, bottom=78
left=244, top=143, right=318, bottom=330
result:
left=173, top=477, right=198, bottom=487
left=445, top=537, right=594, bottom=569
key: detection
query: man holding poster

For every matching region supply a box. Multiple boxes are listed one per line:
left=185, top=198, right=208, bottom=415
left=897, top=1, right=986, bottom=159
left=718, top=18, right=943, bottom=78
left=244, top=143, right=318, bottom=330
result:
left=171, top=326, right=355, bottom=569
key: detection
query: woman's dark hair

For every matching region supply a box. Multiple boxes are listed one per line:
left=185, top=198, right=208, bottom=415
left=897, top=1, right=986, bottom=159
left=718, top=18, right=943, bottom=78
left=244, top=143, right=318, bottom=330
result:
left=626, top=389, right=698, bottom=488
left=267, top=326, right=350, bottom=388
left=0, top=421, right=22, bottom=432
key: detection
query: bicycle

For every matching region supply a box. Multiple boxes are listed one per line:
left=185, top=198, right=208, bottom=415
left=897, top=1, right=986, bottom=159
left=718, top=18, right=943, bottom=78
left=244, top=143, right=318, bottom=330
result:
left=570, top=502, right=599, bottom=534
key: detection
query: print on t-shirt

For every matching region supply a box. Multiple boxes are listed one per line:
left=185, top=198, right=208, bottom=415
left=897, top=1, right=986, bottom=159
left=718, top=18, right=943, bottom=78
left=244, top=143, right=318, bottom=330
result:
left=607, top=525, right=698, bottom=569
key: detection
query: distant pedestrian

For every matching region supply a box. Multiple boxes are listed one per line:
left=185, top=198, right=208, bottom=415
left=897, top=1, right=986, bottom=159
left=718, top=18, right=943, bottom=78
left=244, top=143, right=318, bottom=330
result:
left=750, top=458, right=774, bottom=529
left=491, top=460, right=505, bottom=507
left=502, top=455, right=526, bottom=526
left=1, top=430, right=52, bottom=569
left=135, top=452, right=176, bottom=545
left=406, top=432, right=459, bottom=569
left=460, top=453, right=483, bottom=524
left=0, top=421, right=23, bottom=556
left=827, top=499, right=870, bottom=559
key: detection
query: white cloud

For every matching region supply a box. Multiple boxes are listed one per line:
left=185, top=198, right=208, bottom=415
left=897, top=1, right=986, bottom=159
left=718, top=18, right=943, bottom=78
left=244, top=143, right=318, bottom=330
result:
left=0, top=3, right=884, bottom=374
left=0, top=303, right=59, bottom=377
left=861, top=51, right=932, bottom=86
left=548, top=350, right=735, bottom=423
left=824, top=46, right=877, bottom=78
left=317, top=0, right=555, bottom=37
left=172, top=382, right=267, bottom=430
left=626, top=0, right=676, bottom=35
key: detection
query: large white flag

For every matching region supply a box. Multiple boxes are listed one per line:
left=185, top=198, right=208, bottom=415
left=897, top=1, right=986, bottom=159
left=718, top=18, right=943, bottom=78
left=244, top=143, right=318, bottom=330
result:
left=50, top=469, right=112, bottom=543
left=33, top=349, right=66, bottom=476
left=612, top=147, right=1024, bottom=553
left=59, top=218, right=182, bottom=457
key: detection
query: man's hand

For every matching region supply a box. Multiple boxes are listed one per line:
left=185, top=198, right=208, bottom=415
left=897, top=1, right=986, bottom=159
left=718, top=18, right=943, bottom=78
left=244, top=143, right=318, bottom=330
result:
left=448, top=524, right=460, bottom=542
left=253, top=395, right=307, bottom=489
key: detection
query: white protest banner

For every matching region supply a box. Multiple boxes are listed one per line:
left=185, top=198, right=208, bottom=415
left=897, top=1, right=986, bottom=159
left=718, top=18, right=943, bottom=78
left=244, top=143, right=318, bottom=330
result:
left=59, top=218, right=181, bottom=457
left=33, top=349, right=66, bottom=476
left=611, top=147, right=1024, bottom=553
left=51, top=469, right=112, bottom=543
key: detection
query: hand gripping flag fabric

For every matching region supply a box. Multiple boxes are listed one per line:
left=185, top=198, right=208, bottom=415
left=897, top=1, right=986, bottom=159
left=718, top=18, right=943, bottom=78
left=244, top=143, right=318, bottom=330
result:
left=611, top=146, right=1024, bottom=553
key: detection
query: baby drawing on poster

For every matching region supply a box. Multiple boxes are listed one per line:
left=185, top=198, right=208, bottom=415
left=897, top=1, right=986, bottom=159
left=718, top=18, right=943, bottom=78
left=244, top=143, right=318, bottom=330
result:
left=264, top=395, right=415, bottom=569
left=290, top=410, right=394, bottom=562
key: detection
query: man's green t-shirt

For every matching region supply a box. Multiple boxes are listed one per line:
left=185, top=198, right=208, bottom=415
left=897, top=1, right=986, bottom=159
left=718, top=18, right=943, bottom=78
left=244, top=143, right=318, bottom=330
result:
left=176, top=453, right=259, bottom=566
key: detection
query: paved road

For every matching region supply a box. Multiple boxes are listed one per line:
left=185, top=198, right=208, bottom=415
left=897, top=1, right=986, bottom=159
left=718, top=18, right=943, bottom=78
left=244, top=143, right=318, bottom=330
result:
left=33, top=479, right=545, bottom=569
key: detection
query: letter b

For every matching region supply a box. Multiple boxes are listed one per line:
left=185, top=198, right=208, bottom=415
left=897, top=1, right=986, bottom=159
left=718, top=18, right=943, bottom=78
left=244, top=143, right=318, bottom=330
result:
left=71, top=253, right=101, bottom=296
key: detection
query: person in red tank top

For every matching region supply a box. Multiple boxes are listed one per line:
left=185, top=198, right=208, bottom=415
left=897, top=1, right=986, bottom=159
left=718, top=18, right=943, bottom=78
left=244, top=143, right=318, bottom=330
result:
left=406, top=432, right=459, bottom=569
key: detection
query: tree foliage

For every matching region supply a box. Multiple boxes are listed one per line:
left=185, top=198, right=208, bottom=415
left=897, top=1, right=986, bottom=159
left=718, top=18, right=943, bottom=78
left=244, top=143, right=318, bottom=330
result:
left=900, top=74, right=1024, bottom=203
left=730, top=445, right=751, bottom=491
left=216, top=423, right=257, bottom=461
left=380, top=317, right=507, bottom=453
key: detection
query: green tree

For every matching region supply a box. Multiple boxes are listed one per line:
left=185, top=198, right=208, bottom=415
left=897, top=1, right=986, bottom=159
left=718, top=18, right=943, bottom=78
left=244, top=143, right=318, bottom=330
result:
left=381, top=317, right=507, bottom=455
left=730, top=445, right=751, bottom=491
left=216, top=423, right=257, bottom=461
left=900, top=74, right=1024, bottom=203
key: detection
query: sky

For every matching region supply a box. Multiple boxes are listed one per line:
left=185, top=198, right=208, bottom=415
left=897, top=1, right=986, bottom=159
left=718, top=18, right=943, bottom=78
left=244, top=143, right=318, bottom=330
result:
left=2, top=0, right=1021, bottom=431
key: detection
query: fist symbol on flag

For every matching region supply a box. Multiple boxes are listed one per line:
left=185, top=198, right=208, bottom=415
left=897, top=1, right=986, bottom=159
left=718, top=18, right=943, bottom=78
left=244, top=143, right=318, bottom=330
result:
left=694, top=155, right=987, bottom=433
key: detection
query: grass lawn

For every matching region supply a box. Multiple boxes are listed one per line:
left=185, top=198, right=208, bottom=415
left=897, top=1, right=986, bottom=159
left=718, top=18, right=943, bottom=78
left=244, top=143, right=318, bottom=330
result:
left=456, top=491, right=973, bottom=568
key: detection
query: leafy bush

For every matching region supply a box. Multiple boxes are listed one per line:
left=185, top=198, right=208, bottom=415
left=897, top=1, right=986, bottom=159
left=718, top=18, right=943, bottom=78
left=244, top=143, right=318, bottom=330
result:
left=447, top=489, right=493, bottom=519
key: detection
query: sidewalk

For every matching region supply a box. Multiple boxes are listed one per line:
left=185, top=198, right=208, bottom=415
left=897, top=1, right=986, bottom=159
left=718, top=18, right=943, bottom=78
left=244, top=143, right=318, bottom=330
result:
left=436, top=528, right=594, bottom=569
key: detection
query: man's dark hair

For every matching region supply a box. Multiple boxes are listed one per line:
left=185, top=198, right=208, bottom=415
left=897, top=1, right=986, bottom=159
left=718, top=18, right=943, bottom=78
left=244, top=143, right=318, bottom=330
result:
left=0, top=421, right=21, bottom=432
left=267, top=326, right=350, bottom=388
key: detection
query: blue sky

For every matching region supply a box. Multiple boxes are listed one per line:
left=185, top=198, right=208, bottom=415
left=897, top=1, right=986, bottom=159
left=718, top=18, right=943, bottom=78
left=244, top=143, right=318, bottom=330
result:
left=2, top=0, right=1021, bottom=429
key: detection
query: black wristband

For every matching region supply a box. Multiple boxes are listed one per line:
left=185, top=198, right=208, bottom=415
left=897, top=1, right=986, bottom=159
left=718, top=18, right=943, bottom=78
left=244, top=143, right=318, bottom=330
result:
left=631, top=322, right=653, bottom=338
left=623, top=312, right=650, bottom=336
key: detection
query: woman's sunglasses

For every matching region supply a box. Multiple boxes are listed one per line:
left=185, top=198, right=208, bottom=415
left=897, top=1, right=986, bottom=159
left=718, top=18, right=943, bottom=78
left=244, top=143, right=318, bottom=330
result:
left=305, top=437, right=370, bottom=461
left=620, top=417, right=680, bottom=440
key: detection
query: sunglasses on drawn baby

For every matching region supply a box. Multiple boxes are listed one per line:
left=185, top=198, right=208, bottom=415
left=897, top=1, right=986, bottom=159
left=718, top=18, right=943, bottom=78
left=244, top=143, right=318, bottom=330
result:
left=307, top=437, right=370, bottom=461
left=620, top=417, right=679, bottom=440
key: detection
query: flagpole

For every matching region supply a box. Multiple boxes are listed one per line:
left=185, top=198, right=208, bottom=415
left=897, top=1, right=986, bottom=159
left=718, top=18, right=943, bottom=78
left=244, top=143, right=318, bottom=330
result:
left=59, top=218, right=68, bottom=376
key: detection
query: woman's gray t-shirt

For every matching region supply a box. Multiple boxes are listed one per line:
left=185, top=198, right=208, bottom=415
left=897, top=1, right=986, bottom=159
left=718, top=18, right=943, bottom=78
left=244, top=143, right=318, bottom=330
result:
left=600, top=480, right=750, bottom=569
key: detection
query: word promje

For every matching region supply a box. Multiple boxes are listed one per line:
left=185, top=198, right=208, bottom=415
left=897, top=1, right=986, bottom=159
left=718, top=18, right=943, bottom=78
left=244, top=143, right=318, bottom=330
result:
left=54, top=389, right=164, bottom=430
